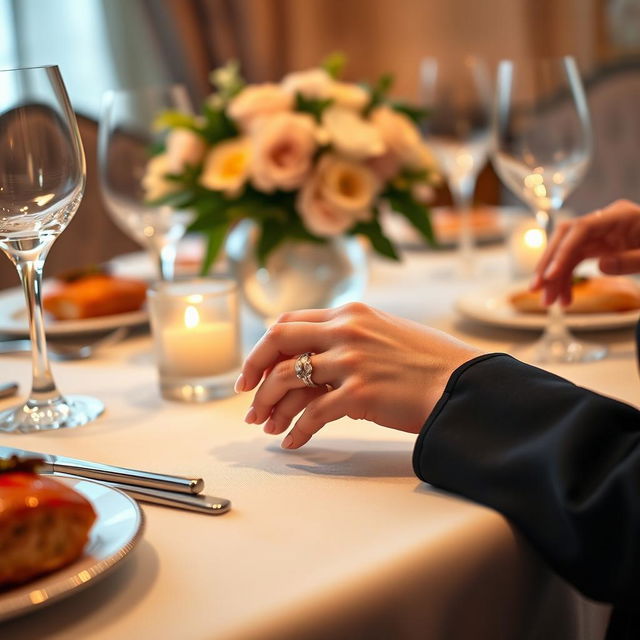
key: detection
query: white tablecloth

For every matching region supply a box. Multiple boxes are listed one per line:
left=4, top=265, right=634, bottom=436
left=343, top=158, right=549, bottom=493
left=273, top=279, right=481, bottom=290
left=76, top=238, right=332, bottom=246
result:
left=0, top=247, right=624, bottom=640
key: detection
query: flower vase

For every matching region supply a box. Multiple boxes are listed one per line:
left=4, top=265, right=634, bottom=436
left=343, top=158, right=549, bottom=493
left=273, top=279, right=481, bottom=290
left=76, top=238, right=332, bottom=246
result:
left=226, top=220, right=368, bottom=324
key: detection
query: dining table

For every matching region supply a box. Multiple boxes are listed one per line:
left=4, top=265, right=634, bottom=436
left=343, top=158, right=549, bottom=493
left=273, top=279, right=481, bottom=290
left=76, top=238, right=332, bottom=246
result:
left=0, top=237, right=628, bottom=640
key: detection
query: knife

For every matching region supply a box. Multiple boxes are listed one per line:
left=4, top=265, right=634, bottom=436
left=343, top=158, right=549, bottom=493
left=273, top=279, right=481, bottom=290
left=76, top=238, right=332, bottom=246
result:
left=0, top=446, right=204, bottom=495
left=55, top=473, right=230, bottom=515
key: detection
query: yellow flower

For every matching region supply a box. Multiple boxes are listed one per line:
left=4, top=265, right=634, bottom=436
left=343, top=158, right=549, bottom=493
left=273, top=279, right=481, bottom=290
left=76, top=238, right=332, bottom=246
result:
left=199, top=138, right=252, bottom=196
left=141, top=153, right=179, bottom=202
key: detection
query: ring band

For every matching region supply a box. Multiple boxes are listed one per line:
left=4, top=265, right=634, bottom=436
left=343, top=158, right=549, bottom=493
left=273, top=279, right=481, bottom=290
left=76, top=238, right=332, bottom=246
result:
left=295, top=352, right=317, bottom=388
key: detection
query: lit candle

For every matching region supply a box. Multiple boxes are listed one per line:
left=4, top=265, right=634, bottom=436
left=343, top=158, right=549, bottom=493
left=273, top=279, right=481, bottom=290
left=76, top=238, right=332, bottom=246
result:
left=160, top=305, right=239, bottom=377
left=509, top=219, right=547, bottom=278
left=148, top=277, right=241, bottom=401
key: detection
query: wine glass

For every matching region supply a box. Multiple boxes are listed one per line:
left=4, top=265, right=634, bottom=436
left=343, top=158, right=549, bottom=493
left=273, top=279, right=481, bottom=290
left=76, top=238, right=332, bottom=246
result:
left=493, top=56, right=606, bottom=363
left=0, top=65, right=104, bottom=433
left=98, top=85, right=195, bottom=281
left=420, top=56, right=493, bottom=275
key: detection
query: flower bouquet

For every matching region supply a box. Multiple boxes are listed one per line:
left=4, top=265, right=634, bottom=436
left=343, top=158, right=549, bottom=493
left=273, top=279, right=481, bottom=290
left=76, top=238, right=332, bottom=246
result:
left=144, top=54, right=438, bottom=273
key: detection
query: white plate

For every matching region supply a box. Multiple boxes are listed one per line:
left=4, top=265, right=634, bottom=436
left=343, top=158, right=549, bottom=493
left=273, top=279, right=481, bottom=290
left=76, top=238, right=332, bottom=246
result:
left=0, top=477, right=144, bottom=623
left=0, top=286, right=148, bottom=336
left=456, top=282, right=640, bottom=331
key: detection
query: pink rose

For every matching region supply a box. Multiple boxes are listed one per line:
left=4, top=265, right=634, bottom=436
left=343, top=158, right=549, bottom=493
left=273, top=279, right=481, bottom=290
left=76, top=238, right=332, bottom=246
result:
left=371, top=106, right=434, bottom=169
left=250, top=113, right=318, bottom=192
left=166, top=128, right=207, bottom=174
left=228, top=84, right=294, bottom=131
left=296, top=154, right=377, bottom=237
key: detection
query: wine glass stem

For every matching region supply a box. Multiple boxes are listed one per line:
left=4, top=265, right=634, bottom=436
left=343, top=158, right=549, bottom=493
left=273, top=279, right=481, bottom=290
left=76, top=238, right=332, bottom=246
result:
left=450, top=175, right=475, bottom=274
left=538, top=207, right=570, bottom=341
left=157, top=243, right=176, bottom=281
left=15, top=257, right=62, bottom=403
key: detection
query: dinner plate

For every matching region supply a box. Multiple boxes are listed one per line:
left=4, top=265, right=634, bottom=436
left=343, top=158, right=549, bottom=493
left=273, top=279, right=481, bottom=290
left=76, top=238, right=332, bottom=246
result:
left=456, top=282, right=640, bottom=331
left=0, top=285, right=148, bottom=336
left=0, top=477, right=144, bottom=623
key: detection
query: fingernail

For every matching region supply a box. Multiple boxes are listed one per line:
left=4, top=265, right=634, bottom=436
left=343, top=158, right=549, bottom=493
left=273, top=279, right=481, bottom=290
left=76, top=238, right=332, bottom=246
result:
left=244, top=406, right=256, bottom=424
left=234, top=373, right=245, bottom=393
left=264, top=419, right=276, bottom=434
left=281, top=434, right=294, bottom=449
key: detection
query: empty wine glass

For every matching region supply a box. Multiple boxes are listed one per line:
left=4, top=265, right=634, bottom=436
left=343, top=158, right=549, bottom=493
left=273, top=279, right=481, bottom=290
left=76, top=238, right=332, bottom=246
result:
left=98, top=85, right=195, bottom=281
left=493, top=56, right=606, bottom=363
left=0, top=65, right=104, bottom=432
left=420, top=56, right=493, bottom=275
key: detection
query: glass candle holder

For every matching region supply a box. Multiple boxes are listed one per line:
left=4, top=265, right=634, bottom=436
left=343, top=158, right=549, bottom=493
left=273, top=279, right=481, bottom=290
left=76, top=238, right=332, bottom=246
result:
left=508, top=217, right=547, bottom=279
left=148, top=277, right=241, bottom=401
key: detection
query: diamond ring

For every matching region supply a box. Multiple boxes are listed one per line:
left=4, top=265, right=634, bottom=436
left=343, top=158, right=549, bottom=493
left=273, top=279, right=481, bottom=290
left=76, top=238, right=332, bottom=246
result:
left=294, top=352, right=317, bottom=387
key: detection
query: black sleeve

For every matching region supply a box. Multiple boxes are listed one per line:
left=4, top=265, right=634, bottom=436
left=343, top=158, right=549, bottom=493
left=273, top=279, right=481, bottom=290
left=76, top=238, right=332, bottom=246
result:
left=413, top=353, right=640, bottom=608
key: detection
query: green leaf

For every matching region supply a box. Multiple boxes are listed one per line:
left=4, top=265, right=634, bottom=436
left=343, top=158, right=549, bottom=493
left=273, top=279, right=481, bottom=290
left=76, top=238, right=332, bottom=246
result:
left=321, top=52, right=347, bottom=79
left=153, top=110, right=198, bottom=131
left=146, top=189, right=196, bottom=209
left=295, top=92, right=334, bottom=122
left=200, top=223, right=229, bottom=275
left=256, top=219, right=286, bottom=266
left=352, top=217, right=400, bottom=261
left=385, top=190, right=436, bottom=246
left=200, top=104, right=238, bottom=144
left=390, top=101, right=430, bottom=126
left=363, top=72, right=395, bottom=115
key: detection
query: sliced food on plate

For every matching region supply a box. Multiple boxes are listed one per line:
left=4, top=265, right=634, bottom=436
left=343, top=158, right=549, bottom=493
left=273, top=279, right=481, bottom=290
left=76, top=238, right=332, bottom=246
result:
left=0, top=456, right=96, bottom=588
left=509, top=276, right=640, bottom=314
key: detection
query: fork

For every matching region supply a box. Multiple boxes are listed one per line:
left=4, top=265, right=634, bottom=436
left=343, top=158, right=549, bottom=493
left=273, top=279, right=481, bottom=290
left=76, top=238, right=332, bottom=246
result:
left=0, top=327, right=129, bottom=361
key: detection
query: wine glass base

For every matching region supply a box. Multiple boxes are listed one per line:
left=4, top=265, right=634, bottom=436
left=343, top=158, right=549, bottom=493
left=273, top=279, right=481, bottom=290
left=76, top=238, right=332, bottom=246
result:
left=519, top=333, right=608, bottom=365
left=0, top=395, right=105, bottom=434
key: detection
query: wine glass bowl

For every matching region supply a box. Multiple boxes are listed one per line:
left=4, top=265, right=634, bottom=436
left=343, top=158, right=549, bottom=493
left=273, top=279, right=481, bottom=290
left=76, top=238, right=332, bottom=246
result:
left=492, top=56, right=606, bottom=363
left=98, top=85, right=195, bottom=281
left=0, top=65, right=104, bottom=433
left=420, top=57, right=492, bottom=274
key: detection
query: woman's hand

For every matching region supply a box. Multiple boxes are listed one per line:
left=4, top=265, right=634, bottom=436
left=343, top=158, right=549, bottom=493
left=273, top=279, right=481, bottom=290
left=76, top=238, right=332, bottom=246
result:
left=532, top=199, right=640, bottom=306
left=235, top=303, right=482, bottom=449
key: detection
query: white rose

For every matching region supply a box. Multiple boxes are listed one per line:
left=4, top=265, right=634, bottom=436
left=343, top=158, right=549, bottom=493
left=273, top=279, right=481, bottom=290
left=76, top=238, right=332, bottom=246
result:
left=327, top=82, right=369, bottom=112
left=296, top=153, right=377, bottom=237
left=228, top=84, right=294, bottom=131
left=250, top=113, right=318, bottom=192
left=281, top=68, right=333, bottom=98
left=371, top=105, right=430, bottom=169
left=322, top=106, right=385, bottom=160
left=199, top=137, right=251, bottom=196
left=165, top=128, right=207, bottom=174
left=141, top=153, right=179, bottom=202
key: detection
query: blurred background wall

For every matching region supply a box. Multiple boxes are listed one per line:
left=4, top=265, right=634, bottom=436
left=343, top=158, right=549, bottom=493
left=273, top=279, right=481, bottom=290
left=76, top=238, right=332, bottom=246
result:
left=0, top=0, right=639, bottom=288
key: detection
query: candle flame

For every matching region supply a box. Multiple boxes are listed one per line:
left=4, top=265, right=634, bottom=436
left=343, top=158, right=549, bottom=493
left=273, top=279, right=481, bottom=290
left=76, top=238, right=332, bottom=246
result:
left=184, top=305, right=200, bottom=329
left=523, top=228, right=545, bottom=249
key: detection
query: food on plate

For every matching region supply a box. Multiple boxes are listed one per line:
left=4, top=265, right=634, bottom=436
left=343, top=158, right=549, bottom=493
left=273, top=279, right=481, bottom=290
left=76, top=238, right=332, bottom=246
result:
left=43, top=273, right=147, bottom=320
left=0, top=457, right=97, bottom=588
left=509, top=276, right=640, bottom=314
left=433, top=206, right=503, bottom=242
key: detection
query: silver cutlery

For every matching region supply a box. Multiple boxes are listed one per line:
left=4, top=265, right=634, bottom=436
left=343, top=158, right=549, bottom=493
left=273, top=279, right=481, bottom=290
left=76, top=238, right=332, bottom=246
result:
left=0, top=382, right=18, bottom=398
left=0, top=327, right=129, bottom=361
left=82, top=478, right=230, bottom=515
left=0, top=446, right=204, bottom=495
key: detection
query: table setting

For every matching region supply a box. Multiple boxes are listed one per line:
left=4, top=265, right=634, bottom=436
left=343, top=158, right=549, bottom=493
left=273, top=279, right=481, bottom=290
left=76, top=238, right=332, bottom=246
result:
left=0, top=52, right=634, bottom=640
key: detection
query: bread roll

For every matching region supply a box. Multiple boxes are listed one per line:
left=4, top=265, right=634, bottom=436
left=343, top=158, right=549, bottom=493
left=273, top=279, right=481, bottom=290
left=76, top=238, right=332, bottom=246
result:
left=509, top=276, right=640, bottom=314
left=0, top=472, right=97, bottom=587
left=43, top=275, right=147, bottom=320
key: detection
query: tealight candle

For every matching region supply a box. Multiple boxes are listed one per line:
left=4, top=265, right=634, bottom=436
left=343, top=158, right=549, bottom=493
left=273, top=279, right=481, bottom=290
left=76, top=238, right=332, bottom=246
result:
left=509, top=218, right=547, bottom=279
left=148, top=277, right=241, bottom=401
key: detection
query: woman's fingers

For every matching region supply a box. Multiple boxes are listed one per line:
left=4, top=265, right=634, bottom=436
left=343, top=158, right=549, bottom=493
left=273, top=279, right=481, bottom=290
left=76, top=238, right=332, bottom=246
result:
left=238, top=322, right=330, bottom=391
left=247, top=352, right=335, bottom=424
left=281, top=387, right=353, bottom=449
left=532, top=221, right=571, bottom=290
left=599, top=250, right=640, bottom=274
left=264, top=387, right=327, bottom=435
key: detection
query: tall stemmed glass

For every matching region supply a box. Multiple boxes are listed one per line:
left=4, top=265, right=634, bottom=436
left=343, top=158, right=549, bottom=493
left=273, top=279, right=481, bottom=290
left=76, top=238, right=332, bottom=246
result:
left=0, top=65, right=104, bottom=433
left=420, top=57, right=493, bottom=275
left=493, top=56, right=606, bottom=363
left=98, top=86, right=195, bottom=281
